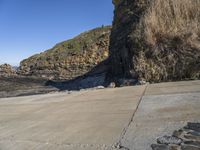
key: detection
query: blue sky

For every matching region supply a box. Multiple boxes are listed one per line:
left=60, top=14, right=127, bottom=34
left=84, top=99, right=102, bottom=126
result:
left=0, top=0, right=114, bottom=66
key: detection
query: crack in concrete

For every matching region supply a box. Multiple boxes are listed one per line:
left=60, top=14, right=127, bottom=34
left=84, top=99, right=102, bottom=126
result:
left=111, top=84, right=148, bottom=150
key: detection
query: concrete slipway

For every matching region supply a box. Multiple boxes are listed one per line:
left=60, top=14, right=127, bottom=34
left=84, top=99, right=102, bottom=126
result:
left=0, top=80, right=199, bottom=150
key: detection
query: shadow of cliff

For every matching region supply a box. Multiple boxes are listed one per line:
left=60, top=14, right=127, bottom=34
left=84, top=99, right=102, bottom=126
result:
left=45, top=59, right=110, bottom=91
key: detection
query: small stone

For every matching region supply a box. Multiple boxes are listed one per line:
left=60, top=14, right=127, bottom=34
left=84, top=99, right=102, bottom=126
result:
left=169, top=144, right=181, bottom=150
left=118, top=78, right=137, bottom=86
left=138, top=80, right=147, bottom=85
left=184, top=134, right=200, bottom=141
left=108, top=82, right=116, bottom=88
left=96, top=86, right=105, bottom=89
left=181, top=144, right=200, bottom=150
left=189, top=131, right=200, bottom=137
left=173, top=130, right=184, bottom=138
left=157, top=136, right=182, bottom=145
left=67, top=91, right=72, bottom=94
left=184, top=141, right=200, bottom=147
left=185, top=123, right=200, bottom=132
left=151, top=144, right=169, bottom=150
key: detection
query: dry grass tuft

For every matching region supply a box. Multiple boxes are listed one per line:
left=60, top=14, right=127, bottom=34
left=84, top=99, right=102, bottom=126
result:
left=143, top=0, right=200, bottom=47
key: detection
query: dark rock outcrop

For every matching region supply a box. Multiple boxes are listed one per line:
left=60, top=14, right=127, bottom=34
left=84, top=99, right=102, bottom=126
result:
left=108, top=0, right=200, bottom=84
left=18, top=26, right=111, bottom=80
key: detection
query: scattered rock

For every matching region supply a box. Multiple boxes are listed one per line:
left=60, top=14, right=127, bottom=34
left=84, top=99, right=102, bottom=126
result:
left=188, top=131, right=200, bottom=137
left=108, top=82, right=116, bottom=88
left=118, top=78, right=137, bottom=87
left=184, top=133, right=200, bottom=141
left=96, top=86, right=105, bottom=89
left=169, top=144, right=180, bottom=150
left=137, top=80, right=147, bottom=85
left=173, top=130, right=184, bottom=138
left=181, top=144, right=200, bottom=150
left=185, top=123, right=200, bottom=132
left=157, top=136, right=182, bottom=145
left=111, top=142, right=130, bottom=150
left=151, top=122, right=200, bottom=150
left=151, top=144, right=169, bottom=150
left=184, top=141, right=200, bottom=147
left=0, top=64, right=17, bottom=77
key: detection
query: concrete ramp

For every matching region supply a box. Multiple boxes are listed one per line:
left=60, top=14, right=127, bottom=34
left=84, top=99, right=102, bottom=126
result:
left=0, top=86, right=146, bottom=150
left=0, top=80, right=200, bottom=150
left=120, top=80, right=200, bottom=150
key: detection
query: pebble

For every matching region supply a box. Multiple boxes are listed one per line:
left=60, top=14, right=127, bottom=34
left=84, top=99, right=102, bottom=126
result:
left=96, top=86, right=105, bottom=89
left=151, top=144, right=169, bottom=150
left=108, top=82, right=116, bottom=88
left=173, top=130, right=184, bottom=138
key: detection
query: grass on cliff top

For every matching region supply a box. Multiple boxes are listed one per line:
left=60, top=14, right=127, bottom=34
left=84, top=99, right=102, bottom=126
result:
left=143, top=0, right=200, bottom=47
left=36, top=26, right=110, bottom=55
left=21, top=26, right=111, bottom=64
left=51, top=25, right=111, bottom=52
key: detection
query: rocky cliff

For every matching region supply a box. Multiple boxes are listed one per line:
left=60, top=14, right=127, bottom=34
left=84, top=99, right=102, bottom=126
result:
left=108, top=0, right=200, bottom=83
left=19, top=26, right=111, bottom=80
left=0, top=64, right=16, bottom=77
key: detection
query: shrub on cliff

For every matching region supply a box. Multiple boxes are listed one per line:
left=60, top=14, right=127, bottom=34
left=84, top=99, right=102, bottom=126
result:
left=143, top=0, right=200, bottom=47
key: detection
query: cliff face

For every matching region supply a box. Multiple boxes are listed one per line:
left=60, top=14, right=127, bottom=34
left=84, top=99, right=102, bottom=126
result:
left=19, top=26, right=111, bottom=80
left=109, top=0, right=200, bottom=83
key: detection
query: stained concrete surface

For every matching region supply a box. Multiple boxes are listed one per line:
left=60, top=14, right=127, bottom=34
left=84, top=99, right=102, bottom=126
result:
left=0, top=80, right=200, bottom=150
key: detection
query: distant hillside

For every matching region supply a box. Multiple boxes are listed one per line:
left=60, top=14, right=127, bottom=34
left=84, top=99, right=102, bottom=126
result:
left=19, top=26, right=111, bottom=80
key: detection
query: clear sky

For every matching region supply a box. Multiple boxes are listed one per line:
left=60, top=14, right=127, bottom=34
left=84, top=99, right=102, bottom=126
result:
left=0, top=0, right=114, bottom=66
